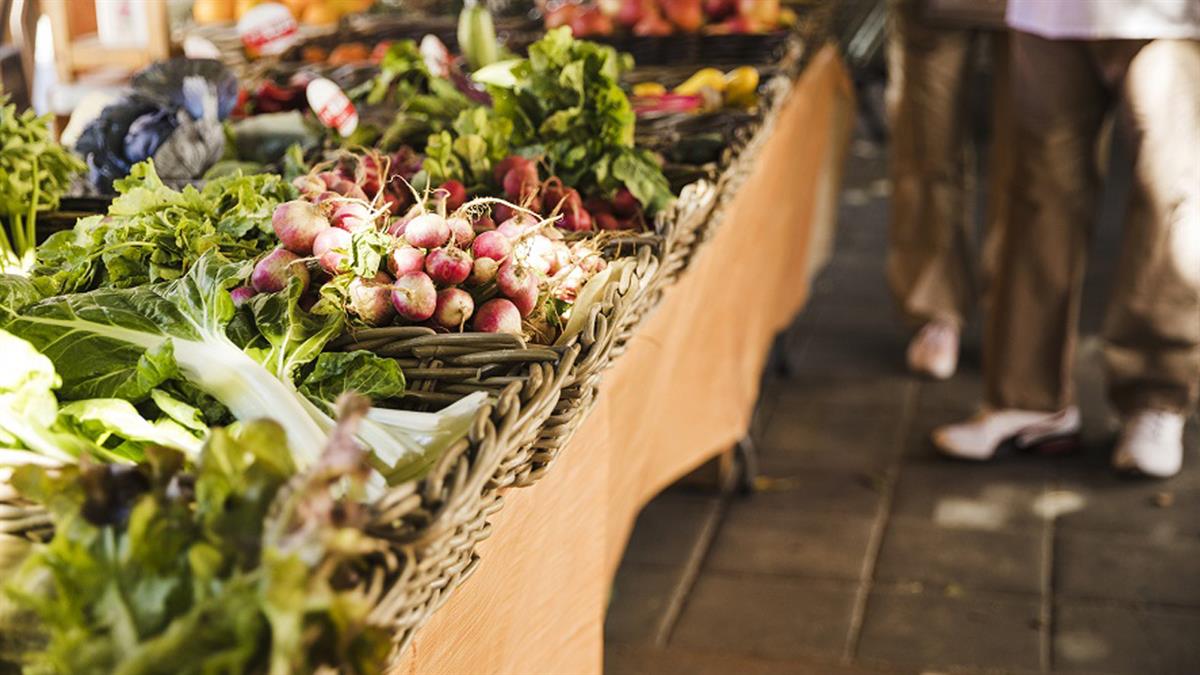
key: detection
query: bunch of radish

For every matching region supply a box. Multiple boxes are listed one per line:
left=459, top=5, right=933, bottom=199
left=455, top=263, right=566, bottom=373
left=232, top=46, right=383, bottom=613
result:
left=491, top=154, right=648, bottom=233
left=238, top=153, right=609, bottom=337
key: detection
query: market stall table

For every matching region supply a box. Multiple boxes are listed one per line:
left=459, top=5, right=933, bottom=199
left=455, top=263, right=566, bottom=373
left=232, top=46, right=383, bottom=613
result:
left=390, top=45, right=854, bottom=675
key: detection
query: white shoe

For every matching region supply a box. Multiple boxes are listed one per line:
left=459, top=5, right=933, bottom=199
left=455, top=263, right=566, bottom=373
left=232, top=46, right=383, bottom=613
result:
left=1112, top=410, right=1185, bottom=479
left=907, top=320, right=959, bottom=380
left=932, top=407, right=1081, bottom=461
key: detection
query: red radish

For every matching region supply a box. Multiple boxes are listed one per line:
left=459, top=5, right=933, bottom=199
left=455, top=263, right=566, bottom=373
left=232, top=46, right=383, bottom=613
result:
left=387, top=245, right=426, bottom=277
left=473, top=214, right=496, bottom=232
left=497, top=214, right=538, bottom=239
left=492, top=202, right=517, bottom=224
left=332, top=202, right=374, bottom=232
left=382, top=192, right=407, bottom=215
left=472, top=230, right=512, bottom=261
left=493, top=155, right=531, bottom=184
left=314, top=191, right=340, bottom=205
left=612, top=187, right=641, bottom=217
left=313, top=227, right=353, bottom=275
left=433, top=288, right=475, bottom=330
left=387, top=214, right=412, bottom=238
left=318, top=171, right=341, bottom=188
left=347, top=277, right=396, bottom=326
left=272, top=200, right=330, bottom=254
left=558, top=208, right=593, bottom=232
left=425, top=247, right=472, bottom=286
left=497, top=258, right=535, bottom=298
left=390, top=272, right=437, bottom=321
left=548, top=241, right=572, bottom=275
left=404, top=213, right=450, bottom=248
left=584, top=197, right=614, bottom=215
left=292, top=174, right=325, bottom=195
left=502, top=162, right=539, bottom=200
left=230, top=285, right=257, bottom=306
left=595, top=212, right=620, bottom=230
left=514, top=234, right=556, bottom=275
left=469, top=256, right=499, bottom=285
left=473, top=298, right=522, bottom=335
left=508, top=276, right=539, bottom=317
left=360, top=154, right=383, bottom=196
left=252, top=248, right=309, bottom=294
left=446, top=215, right=475, bottom=246
left=438, top=180, right=467, bottom=211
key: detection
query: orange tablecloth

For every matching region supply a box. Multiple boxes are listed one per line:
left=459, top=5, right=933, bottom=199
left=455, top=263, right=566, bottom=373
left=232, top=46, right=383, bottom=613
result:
left=393, top=45, right=855, bottom=675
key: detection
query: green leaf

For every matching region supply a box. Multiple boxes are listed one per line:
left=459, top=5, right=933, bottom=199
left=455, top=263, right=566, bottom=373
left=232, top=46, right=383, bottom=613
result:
left=611, top=148, right=674, bottom=215
left=298, top=351, right=406, bottom=404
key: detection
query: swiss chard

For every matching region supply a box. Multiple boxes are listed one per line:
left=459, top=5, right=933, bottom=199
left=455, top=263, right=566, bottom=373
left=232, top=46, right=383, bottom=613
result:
left=4, top=252, right=481, bottom=482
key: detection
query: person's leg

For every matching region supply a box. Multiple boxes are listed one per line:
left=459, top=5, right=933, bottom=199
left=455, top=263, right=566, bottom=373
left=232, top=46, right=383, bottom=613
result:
left=885, top=0, right=974, bottom=378
left=1102, top=39, right=1200, bottom=477
left=934, top=31, right=1107, bottom=460
left=983, top=32, right=1109, bottom=413
left=885, top=0, right=978, bottom=377
left=978, top=29, right=1013, bottom=313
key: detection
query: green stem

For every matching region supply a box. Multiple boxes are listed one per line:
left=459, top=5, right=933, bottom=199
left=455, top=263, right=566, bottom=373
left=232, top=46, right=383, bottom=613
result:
left=0, top=220, right=12, bottom=259
left=25, top=156, right=40, bottom=256
left=8, top=212, right=24, bottom=255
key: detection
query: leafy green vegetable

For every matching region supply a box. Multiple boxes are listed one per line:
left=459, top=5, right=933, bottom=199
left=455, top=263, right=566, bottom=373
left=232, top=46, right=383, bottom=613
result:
left=484, top=28, right=673, bottom=213
left=422, top=108, right=513, bottom=188
left=0, top=95, right=86, bottom=274
left=0, top=328, right=197, bottom=467
left=31, top=160, right=294, bottom=296
left=4, top=252, right=332, bottom=467
left=0, top=329, right=92, bottom=465
left=352, top=41, right=477, bottom=152
left=3, top=405, right=391, bottom=675
left=298, top=352, right=406, bottom=405
left=5, top=251, right=481, bottom=482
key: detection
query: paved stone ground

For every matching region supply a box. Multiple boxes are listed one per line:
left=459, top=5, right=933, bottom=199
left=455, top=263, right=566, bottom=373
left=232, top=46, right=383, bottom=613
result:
left=604, top=135, right=1200, bottom=674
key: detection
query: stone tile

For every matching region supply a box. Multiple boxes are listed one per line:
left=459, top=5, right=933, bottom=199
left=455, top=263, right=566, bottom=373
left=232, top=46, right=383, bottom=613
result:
left=751, top=466, right=884, bottom=517
left=788, top=332, right=910, bottom=378
left=1054, top=465, right=1200, bottom=541
left=889, top=459, right=1051, bottom=532
left=706, top=504, right=875, bottom=581
left=1056, top=531, right=1200, bottom=607
left=857, top=588, right=1042, bottom=672
left=914, top=373, right=986, bottom=418
left=605, top=564, right=680, bottom=646
left=621, top=493, right=719, bottom=568
left=671, top=574, right=857, bottom=661
left=1055, top=601, right=1200, bottom=674
left=875, top=517, right=1044, bottom=595
left=605, top=645, right=900, bottom=675
left=759, top=400, right=907, bottom=472
left=761, top=376, right=913, bottom=418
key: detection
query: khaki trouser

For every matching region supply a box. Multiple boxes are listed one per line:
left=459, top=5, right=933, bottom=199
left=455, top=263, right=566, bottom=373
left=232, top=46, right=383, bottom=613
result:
left=986, top=33, right=1200, bottom=414
left=886, top=0, right=1013, bottom=326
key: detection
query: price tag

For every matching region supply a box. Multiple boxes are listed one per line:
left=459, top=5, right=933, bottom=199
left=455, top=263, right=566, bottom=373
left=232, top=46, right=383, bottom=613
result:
left=306, top=77, right=359, bottom=137
left=237, top=3, right=299, bottom=57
